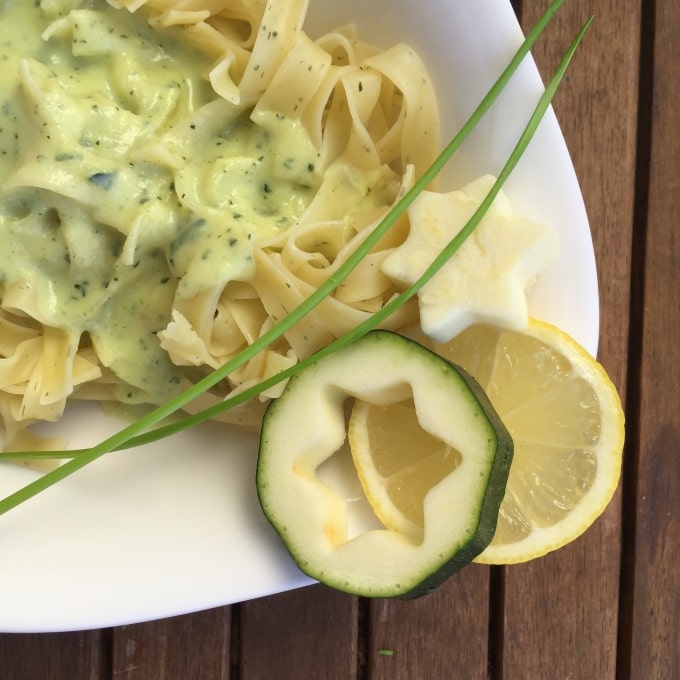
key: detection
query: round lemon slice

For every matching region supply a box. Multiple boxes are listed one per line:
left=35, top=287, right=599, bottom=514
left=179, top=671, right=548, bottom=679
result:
left=348, top=320, right=624, bottom=564
left=431, top=319, right=625, bottom=563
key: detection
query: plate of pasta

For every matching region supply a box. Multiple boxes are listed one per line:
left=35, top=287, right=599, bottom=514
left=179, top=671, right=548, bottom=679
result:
left=0, top=0, right=597, bottom=632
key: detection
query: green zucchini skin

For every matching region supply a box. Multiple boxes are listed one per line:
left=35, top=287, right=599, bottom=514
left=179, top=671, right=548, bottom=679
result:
left=256, top=330, right=514, bottom=599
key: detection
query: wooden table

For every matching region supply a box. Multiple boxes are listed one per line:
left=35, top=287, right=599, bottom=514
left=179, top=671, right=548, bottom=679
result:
left=1, top=1, right=678, bottom=677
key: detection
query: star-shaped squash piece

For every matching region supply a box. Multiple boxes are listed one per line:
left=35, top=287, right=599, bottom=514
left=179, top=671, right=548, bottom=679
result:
left=381, top=175, right=560, bottom=342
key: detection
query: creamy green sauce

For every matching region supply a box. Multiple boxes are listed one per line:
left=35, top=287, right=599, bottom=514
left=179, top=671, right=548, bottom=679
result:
left=0, top=0, right=323, bottom=404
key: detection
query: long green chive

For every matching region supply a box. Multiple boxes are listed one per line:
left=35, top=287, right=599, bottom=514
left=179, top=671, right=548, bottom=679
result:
left=117, top=12, right=594, bottom=449
left=0, top=2, right=590, bottom=516
left=0, top=0, right=566, bottom=466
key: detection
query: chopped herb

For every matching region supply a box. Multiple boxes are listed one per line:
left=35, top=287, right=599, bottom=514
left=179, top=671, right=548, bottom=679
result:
left=73, top=281, right=89, bottom=297
left=88, top=172, right=116, bottom=190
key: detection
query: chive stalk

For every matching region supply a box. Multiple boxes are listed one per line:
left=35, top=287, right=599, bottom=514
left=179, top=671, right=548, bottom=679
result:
left=0, top=1, right=591, bottom=517
left=0, top=0, right=566, bottom=466
left=115, top=11, right=594, bottom=450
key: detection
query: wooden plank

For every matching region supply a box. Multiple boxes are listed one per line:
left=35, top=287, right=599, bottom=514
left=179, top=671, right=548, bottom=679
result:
left=111, top=607, right=231, bottom=680
left=367, top=566, right=491, bottom=679
left=500, top=1, right=639, bottom=677
left=239, top=585, right=357, bottom=679
left=625, top=0, right=680, bottom=675
left=524, top=0, right=640, bottom=389
left=0, top=631, right=105, bottom=680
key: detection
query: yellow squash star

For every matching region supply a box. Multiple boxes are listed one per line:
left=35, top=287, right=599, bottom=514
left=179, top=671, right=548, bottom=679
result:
left=381, top=175, right=560, bottom=342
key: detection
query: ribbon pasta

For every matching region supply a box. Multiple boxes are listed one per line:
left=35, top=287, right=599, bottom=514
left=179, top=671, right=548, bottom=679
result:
left=0, top=0, right=439, bottom=451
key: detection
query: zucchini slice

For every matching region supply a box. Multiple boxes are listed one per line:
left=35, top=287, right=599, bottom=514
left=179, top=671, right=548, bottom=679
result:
left=256, top=330, right=513, bottom=598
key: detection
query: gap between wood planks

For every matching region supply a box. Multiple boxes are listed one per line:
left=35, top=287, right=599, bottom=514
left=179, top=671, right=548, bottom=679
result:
left=615, top=0, right=656, bottom=676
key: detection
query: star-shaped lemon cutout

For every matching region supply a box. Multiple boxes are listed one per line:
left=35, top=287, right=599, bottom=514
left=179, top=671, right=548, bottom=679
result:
left=381, top=175, right=560, bottom=342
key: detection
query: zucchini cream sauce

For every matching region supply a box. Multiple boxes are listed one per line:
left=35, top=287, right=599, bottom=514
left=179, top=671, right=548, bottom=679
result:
left=0, top=0, right=325, bottom=404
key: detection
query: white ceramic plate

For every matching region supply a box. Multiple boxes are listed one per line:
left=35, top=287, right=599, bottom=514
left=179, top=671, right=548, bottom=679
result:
left=0, top=0, right=598, bottom=632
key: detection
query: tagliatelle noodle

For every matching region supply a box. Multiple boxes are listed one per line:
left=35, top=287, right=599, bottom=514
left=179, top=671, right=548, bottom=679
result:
left=0, top=311, right=102, bottom=455
left=0, top=0, right=439, bottom=448
left=152, top=2, right=437, bottom=422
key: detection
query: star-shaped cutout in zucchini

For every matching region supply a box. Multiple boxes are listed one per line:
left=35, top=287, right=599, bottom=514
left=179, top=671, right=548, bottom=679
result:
left=381, top=175, right=560, bottom=342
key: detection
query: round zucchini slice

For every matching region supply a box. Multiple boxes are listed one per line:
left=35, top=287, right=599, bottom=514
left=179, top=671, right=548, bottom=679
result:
left=256, top=330, right=513, bottom=598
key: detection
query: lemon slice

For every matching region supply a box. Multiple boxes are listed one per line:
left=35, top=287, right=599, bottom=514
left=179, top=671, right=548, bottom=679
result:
left=347, top=398, right=464, bottom=540
left=347, top=321, right=624, bottom=564
left=428, top=319, right=625, bottom=563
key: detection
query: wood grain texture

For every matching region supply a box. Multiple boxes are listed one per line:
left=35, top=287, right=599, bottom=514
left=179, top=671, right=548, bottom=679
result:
left=626, top=0, right=680, bottom=675
left=367, top=567, right=491, bottom=680
left=0, top=631, right=105, bottom=680
left=501, top=1, right=639, bottom=678
left=239, top=584, right=357, bottom=679
left=110, top=607, right=231, bottom=680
